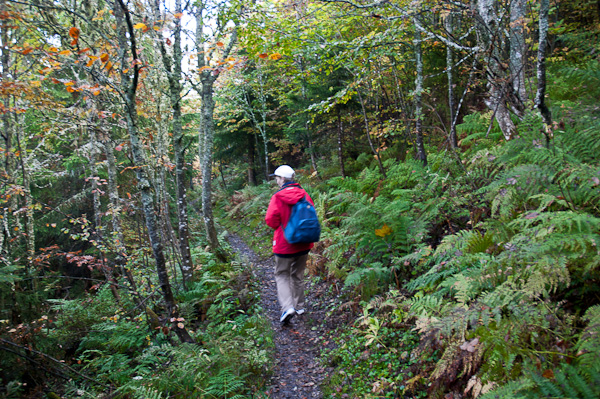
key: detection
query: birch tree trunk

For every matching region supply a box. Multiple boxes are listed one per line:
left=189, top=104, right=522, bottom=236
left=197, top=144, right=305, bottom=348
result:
left=445, top=14, right=458, bottom=149
left=413, top=22, right=427, bottom=166
left=114, top=0, right=193, bottom=343
left=337, top=107, right=346, bottom=178
left=535, top=0, right=552, bottom=133
left=0, top=6, right=13, bottom=258
left=477, top=0, right=517, bottom=140
left=510, top=0, right=527, bottom=114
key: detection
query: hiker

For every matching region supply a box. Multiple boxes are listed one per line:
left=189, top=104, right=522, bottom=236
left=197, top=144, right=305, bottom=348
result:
left=265, top=165, right=317, bottom=324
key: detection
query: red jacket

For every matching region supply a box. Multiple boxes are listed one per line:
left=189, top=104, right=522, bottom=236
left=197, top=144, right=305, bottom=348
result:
left=265, top=183, right=315, bottom=255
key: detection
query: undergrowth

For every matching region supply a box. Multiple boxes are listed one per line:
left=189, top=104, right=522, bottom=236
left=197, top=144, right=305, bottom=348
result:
left=25, top=244, right=275, bottom=398
left=220, top=103, right=600, bottom=398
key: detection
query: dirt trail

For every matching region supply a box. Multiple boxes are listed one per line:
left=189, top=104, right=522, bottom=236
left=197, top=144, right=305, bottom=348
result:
left=228, top=234, right=337, bottom=399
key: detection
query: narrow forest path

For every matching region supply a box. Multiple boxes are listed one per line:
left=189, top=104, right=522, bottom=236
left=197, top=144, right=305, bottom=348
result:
left=227, top=234, right=341, bottom=399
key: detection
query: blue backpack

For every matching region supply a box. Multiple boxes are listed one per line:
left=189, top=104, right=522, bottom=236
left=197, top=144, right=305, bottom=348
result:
left=284, top=195, right=321, bottom=244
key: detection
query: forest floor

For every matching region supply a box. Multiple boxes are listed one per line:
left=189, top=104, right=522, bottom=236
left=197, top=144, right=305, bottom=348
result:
left=227, top=234, right=354, bottom=398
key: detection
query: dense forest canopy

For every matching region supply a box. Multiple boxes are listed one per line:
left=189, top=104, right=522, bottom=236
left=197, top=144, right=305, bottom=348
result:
left=1, top=0, right=600, bottom=397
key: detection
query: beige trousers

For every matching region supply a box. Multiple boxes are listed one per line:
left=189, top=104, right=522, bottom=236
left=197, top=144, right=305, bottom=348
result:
left=274, top=254, right=308, bottom=312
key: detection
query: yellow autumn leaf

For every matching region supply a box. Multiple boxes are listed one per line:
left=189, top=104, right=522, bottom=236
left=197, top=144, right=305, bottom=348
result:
left=59, top=50, right=73, bottom=56
left=374, top=224, right=392, bottom=237
left=64, top=81, right=75, bottom=86
left=198, top=66, right=212, bottom=71
left=174, top=13, right=183, bottom=19
left=92, top=10, right=105, bottom=21
left=269, top=52, right=282, bottom=60
left=48, top=46, right=58, bottom=52
left=30, top=81, right=41, bottom=87
left=133, top=23, right=147, bottom=30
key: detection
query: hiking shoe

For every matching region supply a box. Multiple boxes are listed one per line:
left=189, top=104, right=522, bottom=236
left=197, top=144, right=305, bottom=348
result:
left=280, top=308, right=296, bottom=323
left=295, top=308, right=305, bottom=315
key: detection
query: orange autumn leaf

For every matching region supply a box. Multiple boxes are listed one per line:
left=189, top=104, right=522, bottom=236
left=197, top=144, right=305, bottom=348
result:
left=374, top=224, right=392, bottom=237
left=21, top=47, right=33, bottom=55
left=59, top=50, right=73, bottom=56
left=258, top=53, right=268, bottom=59
left=69, top=27, right=80, bottom=39
left=174, top=13, right=183, bottom=19
left=66, top=86, right=75, bottom=93
left=100, top=53, right=109, bottom=62
left=542, top=369, right=554, bottom=379
left=216, top=41, right=224, bottom=47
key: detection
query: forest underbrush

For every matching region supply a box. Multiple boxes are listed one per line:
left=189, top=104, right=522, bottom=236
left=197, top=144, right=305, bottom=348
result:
left=220, top=106, right=600, bottom=398
left=0, top=234, right=274, bottom=398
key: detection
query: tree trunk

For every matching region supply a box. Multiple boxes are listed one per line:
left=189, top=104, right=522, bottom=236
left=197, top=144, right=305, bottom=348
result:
left=199, top=78, right=223, bottom=258
left=413, top=23, right=427, bottom=166
left=247, top=134, right=258, bottom=186
left=15, top=116, right=35, bottom=283
left=535, top=0, right=552, bottom=134
left=445, top=14, right=458, bottom=149
left=114, top=0, right=193, bottom=343
left=337, top=107, right=346, bottom=178
left=193, top=3, right=236, bottom=261
left=510, top=0, right=527, bottom=114
left=477, top=0, right=517, bottom=140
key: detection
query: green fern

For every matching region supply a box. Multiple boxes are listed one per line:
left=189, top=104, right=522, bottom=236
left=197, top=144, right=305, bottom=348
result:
left=575, top=305, right=600, bottom=376
left=482, top=363, right=600, bottom=399
left=203, top=368, right=248, bottom=399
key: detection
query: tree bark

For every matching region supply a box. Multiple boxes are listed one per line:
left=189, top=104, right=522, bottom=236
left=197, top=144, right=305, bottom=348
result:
left=193, top=2, right=237, bottom=261
left=510, top=0, right=527, bottom=114
left=445, top=14, right=458, bottom=149
left=199, top=78, right=222, bottom=256
left=413, top=21, right=427, bottom=166
left=337, top=107, right=346, bottom=178
left=476, top=0, right=517, bottom=140
left=535, top=0, right=552, bottom=132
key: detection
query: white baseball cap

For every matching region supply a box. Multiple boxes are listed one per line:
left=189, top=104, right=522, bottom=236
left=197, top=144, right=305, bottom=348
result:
left=270, top=165, right=295, bottom=179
